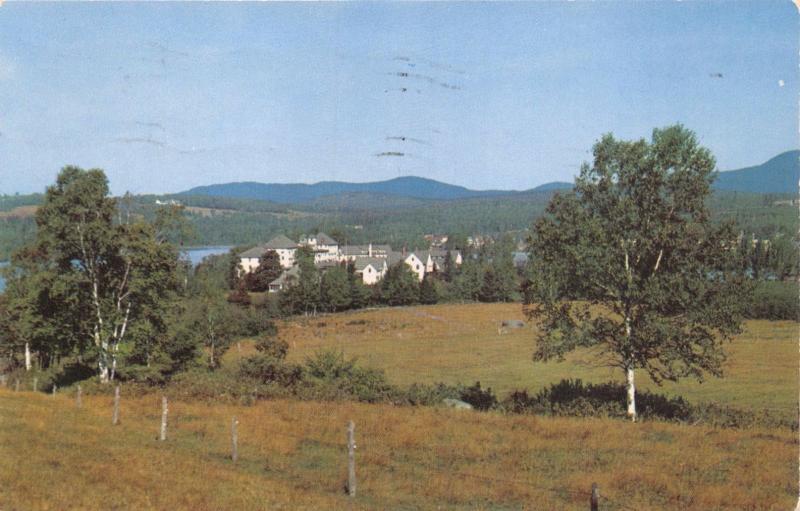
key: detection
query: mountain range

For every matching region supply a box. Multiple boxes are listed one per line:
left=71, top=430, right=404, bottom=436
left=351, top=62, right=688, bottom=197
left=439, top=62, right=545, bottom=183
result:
left=181, top=150, right=798, bottom=204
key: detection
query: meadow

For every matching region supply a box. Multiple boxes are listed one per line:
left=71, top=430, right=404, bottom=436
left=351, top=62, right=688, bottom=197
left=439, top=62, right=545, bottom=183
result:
left=0, top=388, right=795, bottom=510
left=250, top=303, right=799, bottom=418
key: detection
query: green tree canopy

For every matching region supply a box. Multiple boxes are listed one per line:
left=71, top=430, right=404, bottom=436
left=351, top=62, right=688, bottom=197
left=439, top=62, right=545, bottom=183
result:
left=524, top=126, right=749, bottom=421
left=3, top=166, right=181, bottom=382
left=381, top=263, right=419, bottom=306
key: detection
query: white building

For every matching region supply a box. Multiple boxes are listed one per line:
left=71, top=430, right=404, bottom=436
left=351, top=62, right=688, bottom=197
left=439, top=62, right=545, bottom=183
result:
left=238, top=234, right=299, bottom=273
left=300, top=232, right=340, bottom=264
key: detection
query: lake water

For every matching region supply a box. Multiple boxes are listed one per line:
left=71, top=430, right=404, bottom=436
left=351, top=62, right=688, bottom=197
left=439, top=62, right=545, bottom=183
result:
left=0, top=246, right=232, bottom=293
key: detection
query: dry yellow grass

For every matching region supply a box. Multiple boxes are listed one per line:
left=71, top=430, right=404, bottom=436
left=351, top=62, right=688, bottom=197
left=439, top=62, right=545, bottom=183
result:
left=245, top=303, right=798, bottom=416
left=0, top=388, right=795, bottom=510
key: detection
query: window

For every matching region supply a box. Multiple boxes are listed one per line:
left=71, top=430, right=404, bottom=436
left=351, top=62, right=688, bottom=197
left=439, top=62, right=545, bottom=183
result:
left=416, top=264, right=420, bottom=270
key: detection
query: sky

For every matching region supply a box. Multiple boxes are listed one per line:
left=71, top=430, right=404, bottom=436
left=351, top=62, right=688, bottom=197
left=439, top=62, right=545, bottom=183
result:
left=0, top=1, right=796, bottom=195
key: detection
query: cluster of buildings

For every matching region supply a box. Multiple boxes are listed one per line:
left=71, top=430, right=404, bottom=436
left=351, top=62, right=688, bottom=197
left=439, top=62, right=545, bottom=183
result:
left=238, top=232, right=463, bottom=292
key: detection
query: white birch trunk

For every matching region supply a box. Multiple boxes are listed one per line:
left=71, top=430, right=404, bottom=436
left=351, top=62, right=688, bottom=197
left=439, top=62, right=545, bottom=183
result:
left=626, top=366, right=637, bottom=422
left=24, top=342, right=31, bottom=371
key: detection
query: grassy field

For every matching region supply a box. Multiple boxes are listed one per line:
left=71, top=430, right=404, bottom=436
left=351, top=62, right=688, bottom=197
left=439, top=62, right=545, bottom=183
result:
left=231, top=303, right=798, bottom=417
left=0, top=388, right=795, bottom=510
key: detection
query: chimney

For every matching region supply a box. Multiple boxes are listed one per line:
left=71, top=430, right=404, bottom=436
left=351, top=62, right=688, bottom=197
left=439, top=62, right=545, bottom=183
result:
left=402, top=245, right=407, bottom=257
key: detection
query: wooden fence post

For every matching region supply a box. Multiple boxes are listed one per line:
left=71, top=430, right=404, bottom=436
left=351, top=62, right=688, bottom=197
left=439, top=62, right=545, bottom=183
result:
left=0, top=375, right=6, bottom=387
left=52, top=384, right=57, bottom=397
left=112, top=385, right=120, bottom=425
left=76, top=384, right=82, bottom=408
left=33, top=377, right=38, bottom=392
left=347, top=420, right=356, bottom=498
left=590, top=482, right=599, bottom=511
left=14, top=379, right=19, bottom=392
left=160, top=396, right=168, bottom=441
left=231, top=417, right=239, bottom=462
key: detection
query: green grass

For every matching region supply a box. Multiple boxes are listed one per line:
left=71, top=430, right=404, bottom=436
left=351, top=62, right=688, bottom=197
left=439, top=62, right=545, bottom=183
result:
left=259, top=303, right=798, bottom=417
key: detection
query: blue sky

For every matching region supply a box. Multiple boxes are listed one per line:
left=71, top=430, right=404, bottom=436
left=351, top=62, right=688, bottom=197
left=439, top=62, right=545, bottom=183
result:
left=0, top=1, right=796, bottom=195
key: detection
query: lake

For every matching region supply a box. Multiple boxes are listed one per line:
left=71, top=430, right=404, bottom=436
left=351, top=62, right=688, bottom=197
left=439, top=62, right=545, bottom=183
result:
left=0, top=246, right=232, bottom=293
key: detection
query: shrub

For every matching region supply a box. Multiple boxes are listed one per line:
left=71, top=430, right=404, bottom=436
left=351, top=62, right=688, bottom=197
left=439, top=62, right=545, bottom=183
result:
left=303, top=349, right=396, bottom=403
left=748, top=281, right=798, bottom=321
left=501, top=378, right=796, bottom=429
left=238, top=354, right=303, bottom=386
left=254, top=337, right=289, bottom=361
left=459, top=381, right=498, bottom=411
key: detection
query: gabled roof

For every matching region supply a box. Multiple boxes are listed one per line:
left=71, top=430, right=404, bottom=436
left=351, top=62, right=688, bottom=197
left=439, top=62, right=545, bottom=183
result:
left=354, top=257, right=387, bottom=272
left=264, top=235, right=298, bottom=250
left=341, top=244, right=392, bottom=256
left=239, top=245, right=268, bottom=258
left=314, top=232, right=338, bottom=245
left=269, top=265, right=300, bottom=286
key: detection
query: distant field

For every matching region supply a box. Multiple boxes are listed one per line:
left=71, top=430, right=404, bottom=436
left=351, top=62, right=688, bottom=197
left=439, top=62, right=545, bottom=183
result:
left=0, top=389, right=795, bottom=510
left=243, top=303, right=800, bottom=416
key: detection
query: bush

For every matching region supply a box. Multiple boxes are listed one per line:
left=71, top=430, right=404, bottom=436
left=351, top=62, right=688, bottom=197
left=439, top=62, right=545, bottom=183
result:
left=303, top=349, right=396, bottom=403
left=254, top=337, right=289, bottom=360
left=501, top=378, right=796, bottom=429
left=459, top=381, right=498, bottom=411
left=748, top=281, right=798, bottom=320
left=238, top=354, right=303, bottom=386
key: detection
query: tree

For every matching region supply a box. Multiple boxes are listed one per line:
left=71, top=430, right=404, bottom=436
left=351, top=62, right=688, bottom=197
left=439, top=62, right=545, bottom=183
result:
left=452, top=257, right=483, bottom=301
left=524, top=126, right=749, bottom=422
left=381, top=263, right=419, bottom=306
left=5, top=167, right=180, bottom=382
left=245, top=250, right=282, bottom=292
left=280, top=247, right=320, bottom=315
left=768, top=235, right=799, bottom=280
left=419, top=274, right=439, bottom=304
left=320, top=266, right=352, bottom=312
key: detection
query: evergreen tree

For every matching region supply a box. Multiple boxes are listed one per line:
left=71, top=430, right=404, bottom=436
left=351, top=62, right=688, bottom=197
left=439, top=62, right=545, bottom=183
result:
left=419, top=274, right=439, bottom=304
left=320, top=266, right=352, bottom=312
left=452, top=257, right=483, bottom=301
left=245, top=250, right=282, bottom=292
left=381, top=263, right=419, bottom=306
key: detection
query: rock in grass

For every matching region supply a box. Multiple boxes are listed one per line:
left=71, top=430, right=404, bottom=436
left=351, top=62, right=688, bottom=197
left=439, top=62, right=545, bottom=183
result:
left=442, top=398, right=473, bottom=410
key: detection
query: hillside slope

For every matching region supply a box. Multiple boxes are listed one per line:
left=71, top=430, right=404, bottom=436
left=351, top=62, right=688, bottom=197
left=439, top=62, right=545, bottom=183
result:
left=182, top=176, right=510, bottom=204
left=714, top=150, right=799, bottom=194
left=0, top=389, right=793, bottom=510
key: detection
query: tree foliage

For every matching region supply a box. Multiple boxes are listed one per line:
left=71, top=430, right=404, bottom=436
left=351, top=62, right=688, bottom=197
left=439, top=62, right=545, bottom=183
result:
left=524, top=126, right=750, bottom=420
left=3, top=167, right=180, bottom=382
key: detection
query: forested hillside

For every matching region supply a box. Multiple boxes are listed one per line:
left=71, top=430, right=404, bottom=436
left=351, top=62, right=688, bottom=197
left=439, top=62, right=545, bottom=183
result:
left=0, top=188, right=796, bottom=261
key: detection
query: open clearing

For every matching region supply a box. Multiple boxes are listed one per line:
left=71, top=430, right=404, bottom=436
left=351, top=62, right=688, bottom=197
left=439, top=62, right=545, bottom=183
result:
left=252, top=303, right=798, bottom=417
left=0, top=389, right=795, bottom=510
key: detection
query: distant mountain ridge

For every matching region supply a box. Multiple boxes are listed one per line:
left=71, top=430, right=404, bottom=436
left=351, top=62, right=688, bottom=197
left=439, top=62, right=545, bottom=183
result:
left=713, top=150, right=799, bottom=194
left=181, top=176, right=510, bottom=204
left=180, top=151, right=799, bottom=203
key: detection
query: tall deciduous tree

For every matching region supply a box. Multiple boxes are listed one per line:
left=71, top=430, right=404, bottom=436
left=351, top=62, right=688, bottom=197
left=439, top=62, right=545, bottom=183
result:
left=320, top=266, right=352, bottom=312
left=524, top=126, right=748, bottom=421
left=381, top=263, right=419, bottom=306
left=5, top=166, right=179, bottom=382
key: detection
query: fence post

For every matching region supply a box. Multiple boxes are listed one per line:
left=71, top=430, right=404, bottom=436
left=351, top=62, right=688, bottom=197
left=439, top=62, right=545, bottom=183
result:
left=33, top=377, right=38, bottom=392
left=160, top=396, right=168, bottom=441
left=590, top=482, right=599, bottom=511
left=112, top=385, right=120, bottom=425
left=0, top=375, right=6, bottom=387
left=76, top=384, right=82, bottom=408
left=231, top=417, right=239, bottom=462
left=14, top=379, right=19, bottom=392
left=52, top=384, right=57, bottom=397
left=347, top=420, right=356, bottom=498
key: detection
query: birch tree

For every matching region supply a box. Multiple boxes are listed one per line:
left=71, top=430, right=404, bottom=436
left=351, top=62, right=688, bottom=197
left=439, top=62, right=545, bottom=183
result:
left=9, top=166, right=179, bottom=383
left=524, top=125, right=748, bottom=421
